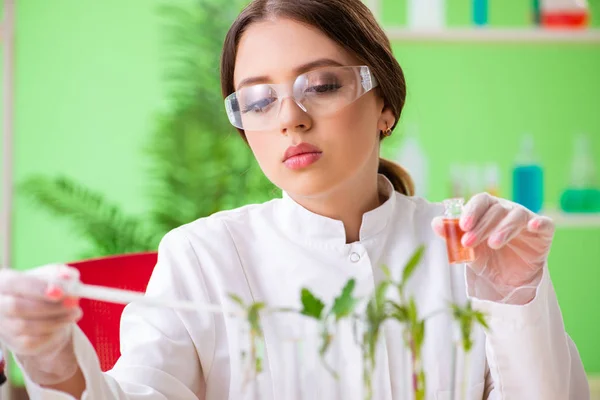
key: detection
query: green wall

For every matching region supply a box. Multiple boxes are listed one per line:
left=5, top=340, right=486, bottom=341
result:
left=12, top=0, right=164, bottom=268
left=6, top=0, right=600, bottom=382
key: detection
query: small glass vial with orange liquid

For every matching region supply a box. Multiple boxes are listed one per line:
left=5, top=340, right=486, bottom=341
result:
left=442, top=198, right=475, bottom=264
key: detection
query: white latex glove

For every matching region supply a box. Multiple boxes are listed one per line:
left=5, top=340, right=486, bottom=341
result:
left=433, top=193, right=554, bottom=304
left=0, top=264, right=83, bottom=385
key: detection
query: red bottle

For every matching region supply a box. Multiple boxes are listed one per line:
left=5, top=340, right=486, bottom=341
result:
left=541, top=1, right=589, bottom=28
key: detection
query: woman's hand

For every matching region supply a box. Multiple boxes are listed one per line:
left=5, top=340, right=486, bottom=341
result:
left=0, top=264, right=82, bottom=385
left=433, top=193, right=555, bottom=304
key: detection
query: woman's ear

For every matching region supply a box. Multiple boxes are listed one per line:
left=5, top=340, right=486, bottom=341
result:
left=377, top=106, right=396, bottom=134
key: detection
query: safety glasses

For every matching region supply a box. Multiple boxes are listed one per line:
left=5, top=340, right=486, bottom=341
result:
left=224, top=65, right=378, bottom=130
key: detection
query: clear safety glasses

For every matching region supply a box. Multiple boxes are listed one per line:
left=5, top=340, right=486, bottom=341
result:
left=224, top=65, right=379, bottom=131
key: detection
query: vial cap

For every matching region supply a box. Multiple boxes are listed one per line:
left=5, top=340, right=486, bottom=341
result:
left=443, top=198, right=465, bottom=218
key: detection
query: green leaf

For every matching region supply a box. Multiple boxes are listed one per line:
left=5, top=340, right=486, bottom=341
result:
left=366, top=296, right=378, bottom=324
left=332, top=279, right=359, bottom=321
left=407, top=297, right=419, bottom=324
left=388, top=302, right=408, bottom=322
left=401, top=246, right=425, bottom=287
left=228, top=293, right=245, bottom=307
left=414, top=320, right=426, bottom=351
left=380, top=265, right=392, bottom=280
left=19, top=176, right=160, bottom=256
left=248, top=303, right=266, bottom=333
left=374, top=281, right=390, bottom=310
left=300, top=288, right=325, bottom=320
left=474, top=312, right=489, bottom=330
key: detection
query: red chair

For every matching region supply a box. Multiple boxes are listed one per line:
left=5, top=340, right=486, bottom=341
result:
left=68, top=252, right=158, bottom=371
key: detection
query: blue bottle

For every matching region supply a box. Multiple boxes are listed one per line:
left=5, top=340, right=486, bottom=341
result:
left=473, top=0, right=488, bottom=26
left=513, top=135, right=544, bottom=213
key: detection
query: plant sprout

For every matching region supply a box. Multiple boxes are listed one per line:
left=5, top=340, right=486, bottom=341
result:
left=228, top=294, right=267, bottom=390
left=226, top=243, right=490, bottom=400
left=361, top=278, right=391, bottom=399
left=449, top=301, right=489, bottom=400
left=300, top=279, right=360, bottom=378
left=384, top=246, right=427, bottom=400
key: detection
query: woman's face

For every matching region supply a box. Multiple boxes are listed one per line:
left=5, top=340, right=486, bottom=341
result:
left=233, top=18, right=393, bottom=199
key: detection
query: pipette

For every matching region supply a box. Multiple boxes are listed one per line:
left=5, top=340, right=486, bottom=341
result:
left=27, top=264, right=243, bottom=316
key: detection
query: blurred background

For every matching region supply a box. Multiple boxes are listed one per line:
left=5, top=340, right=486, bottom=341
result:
left=0, top=0, right=599, bottom=397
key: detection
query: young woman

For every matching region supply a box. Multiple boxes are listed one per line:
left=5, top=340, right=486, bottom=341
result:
left=0, top=0, right=589, bottom=399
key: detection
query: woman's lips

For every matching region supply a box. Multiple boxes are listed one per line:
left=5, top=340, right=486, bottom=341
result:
left=283, top=152, right=323, bottom=170
left=283, top=142, right=323, bottom=170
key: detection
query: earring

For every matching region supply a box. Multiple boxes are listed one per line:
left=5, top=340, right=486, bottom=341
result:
left=382, top=127, right=392, bottom=137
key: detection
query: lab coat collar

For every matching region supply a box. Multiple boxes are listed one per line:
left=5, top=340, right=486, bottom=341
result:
left=277, top=175, right=397, bottom=249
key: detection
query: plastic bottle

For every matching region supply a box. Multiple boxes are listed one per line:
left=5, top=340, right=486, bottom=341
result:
left=512, top=135, right=544, bottom=213
left=540, top=0, right=589, bottom=28
left=533, top=0, right=542, bottom=24
left=560, top=134, right=600, bottom=213
left=473, top=0, right=489, bottom=26
left=484, top=163, right=501, bottom=197
left=408, top=0, right=446, bottom=29
left=396, top=124, right=428, bottom=198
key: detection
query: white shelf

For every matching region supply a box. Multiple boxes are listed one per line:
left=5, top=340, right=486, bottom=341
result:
left=385, top=27, right=600, bottom=43
left=543, top=209, right=600, bottom=228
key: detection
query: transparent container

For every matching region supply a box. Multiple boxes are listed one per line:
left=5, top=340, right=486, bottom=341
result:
left=231, top=312, right=373, bottom=399
left=442, top=198, right=475, bottom=264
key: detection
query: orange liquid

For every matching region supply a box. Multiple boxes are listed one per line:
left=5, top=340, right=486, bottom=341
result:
left=442, top=218, right=475, bottom=265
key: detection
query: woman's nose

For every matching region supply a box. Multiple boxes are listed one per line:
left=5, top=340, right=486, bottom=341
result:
left=277, top=97, right=312, bottom=134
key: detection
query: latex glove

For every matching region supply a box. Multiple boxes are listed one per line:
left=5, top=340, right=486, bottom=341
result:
left=433, top=193, right=555, bottom=305
left=0, top=264, right=82, bottom=385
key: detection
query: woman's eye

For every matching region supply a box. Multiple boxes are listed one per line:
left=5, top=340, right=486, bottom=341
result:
left=306, top=83, right=342, bottom=94
left=242, top=97, right=276, bottom=113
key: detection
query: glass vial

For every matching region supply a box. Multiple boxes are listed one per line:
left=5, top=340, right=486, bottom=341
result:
left=442, top=198, right=475, bottom=264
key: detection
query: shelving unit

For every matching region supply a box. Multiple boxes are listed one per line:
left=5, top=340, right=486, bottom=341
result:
left=384, top=27, right=600, bottom=43
left=543, top=209, right=600, bottom=228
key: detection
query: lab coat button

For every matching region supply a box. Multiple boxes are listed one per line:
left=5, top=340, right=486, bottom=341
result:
left=350, top=252, right=361, bottom=263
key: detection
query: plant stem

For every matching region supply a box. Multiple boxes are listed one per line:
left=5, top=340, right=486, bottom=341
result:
left=450, top=341, right=457, bottom=400
left=461, top=350, right=471, bottom=400
left=412, top=348, right=425, bottom=400
left=405, top=335, right=426, bottom=400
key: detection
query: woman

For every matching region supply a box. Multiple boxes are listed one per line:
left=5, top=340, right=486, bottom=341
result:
left=0, top=0, right=589, bottom=399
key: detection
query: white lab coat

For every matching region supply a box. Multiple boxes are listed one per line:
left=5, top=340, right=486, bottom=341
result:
left=21, top=176, right=589, bottom=399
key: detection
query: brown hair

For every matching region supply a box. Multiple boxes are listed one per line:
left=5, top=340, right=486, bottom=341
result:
left=220, top=0, right=414, bottom=196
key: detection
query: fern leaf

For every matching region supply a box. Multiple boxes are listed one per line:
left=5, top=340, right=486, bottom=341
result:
left=20, top=176, right=161, bottom=256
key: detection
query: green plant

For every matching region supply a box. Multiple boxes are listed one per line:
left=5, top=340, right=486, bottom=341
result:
left=361, top=278, right=391, bottom=399
left=20, top=0, right=276, bottom=258
left=228, top=294, right=267, bottom=390
left=300, top=279, right=361, bottom=379
left=190, top=245, right=488, bottom=400
left=297, top=246, right=429, bottom=400
left=383, top=246, right=427, bottom=400
left=449, top=301, right=489, bottom=400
